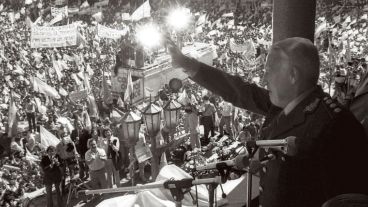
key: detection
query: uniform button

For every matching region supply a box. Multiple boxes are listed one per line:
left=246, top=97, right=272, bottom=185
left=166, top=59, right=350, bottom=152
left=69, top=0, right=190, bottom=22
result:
left=262, top=166, right=267, bottom=173
left=259, top=186, right=263, bottom=192
left=281, top=156, right=286, bottom=161
left=334, top=108, right=341, bottom=113
left=329, top=103, right=337, bottom=108
left=326, top=99, right=333, bottom=104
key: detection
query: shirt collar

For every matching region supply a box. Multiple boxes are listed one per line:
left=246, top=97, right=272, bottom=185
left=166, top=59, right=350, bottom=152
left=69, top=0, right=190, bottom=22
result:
left=283, top=86, right=316, bottom=116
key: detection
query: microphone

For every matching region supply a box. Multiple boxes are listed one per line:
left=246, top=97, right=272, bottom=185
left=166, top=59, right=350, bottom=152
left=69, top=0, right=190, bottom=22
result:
left=195, top=160, right=235, bottom=171
left=195, top=137, right=297, bottom=172
left=246, top=136, right=297, bottom=156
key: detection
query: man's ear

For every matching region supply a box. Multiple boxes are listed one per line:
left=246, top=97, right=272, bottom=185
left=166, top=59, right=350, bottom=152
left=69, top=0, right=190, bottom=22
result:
left=290, top=66, right=298, bottom=84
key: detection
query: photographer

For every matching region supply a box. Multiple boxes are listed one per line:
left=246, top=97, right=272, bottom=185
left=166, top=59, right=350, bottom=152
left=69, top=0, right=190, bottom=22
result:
left=40, top=146, right=63, bottom=207
left=55, top=126, right=79, bottom=195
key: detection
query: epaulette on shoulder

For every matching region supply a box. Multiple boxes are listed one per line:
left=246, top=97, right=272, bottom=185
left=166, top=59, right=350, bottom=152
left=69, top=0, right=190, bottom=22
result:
left=304, top=97, right=321, bottom=114
left=321, top=96, right=343, bottom=118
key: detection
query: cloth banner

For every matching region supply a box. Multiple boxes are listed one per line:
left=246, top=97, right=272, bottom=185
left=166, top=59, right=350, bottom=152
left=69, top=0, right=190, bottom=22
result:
left=39, top=126, right=60, bottom=150
left=97, top=24, right=128, bottom=39
left=30, top=24, right=77, bottom=48
left=51, top=6, right=68, bottom=17
left=69, top=89, right=88, bottom=102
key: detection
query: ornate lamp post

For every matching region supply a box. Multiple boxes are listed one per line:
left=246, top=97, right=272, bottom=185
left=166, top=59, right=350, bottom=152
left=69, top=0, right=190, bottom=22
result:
left=142, top=102, right=162, bottom=180
left=163, top=99, right=182, bottom=141
left=121, top=110, right=141, bottom=186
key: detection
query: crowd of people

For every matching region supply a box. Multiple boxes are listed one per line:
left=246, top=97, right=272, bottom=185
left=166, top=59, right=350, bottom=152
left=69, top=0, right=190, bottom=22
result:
left=0, top=0, right=367, bottom=206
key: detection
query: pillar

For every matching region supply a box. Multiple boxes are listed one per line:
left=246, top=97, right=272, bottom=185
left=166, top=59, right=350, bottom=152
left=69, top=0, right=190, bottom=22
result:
left=272, top=0, right=316, bottom=43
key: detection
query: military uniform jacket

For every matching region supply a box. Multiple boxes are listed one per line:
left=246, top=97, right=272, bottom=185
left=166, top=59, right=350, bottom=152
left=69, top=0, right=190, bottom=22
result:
left=188, top=58, right=368, bottom=207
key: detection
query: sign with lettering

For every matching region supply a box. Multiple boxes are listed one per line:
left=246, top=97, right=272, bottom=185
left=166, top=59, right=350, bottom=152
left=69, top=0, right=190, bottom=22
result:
left=51, top=6, right=68, bottom=17
left=30, top=24, right=77, bottom=48
left=97, top=24, right=128, bottom=39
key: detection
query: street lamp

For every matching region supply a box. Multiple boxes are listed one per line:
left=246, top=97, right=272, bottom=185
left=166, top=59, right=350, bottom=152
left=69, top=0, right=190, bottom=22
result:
left=142, top=102, right=162, bottom=137
left=121, top=110, right=142, bottom=146
left=142, top=102, right=162, bottom=180
left=121, top=109, right=141, bottom=186
left=163, top=99, right=182, bottom=130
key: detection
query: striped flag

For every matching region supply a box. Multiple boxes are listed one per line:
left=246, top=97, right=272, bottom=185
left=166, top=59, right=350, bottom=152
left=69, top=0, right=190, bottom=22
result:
left=7, top=92, right=18, bottom=138
left=124, top=70, right=134, bottom=102
left=131, top=0, right=151, bottom=21
left=32, top=76, right=60, bottom=99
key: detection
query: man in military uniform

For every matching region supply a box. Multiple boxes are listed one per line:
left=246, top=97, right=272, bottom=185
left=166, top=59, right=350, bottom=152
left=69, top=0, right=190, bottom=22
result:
left=166, top=37, right=368, bottom=207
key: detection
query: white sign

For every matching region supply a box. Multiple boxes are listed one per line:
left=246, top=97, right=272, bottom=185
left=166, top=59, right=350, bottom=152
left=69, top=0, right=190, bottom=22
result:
left=30, top=24, right=77, bottom=48
left=135, top=140, right=152, bottom=163
left=51, top=6, right=68, bottom=17
left=97, top=24, right=128, bottom=39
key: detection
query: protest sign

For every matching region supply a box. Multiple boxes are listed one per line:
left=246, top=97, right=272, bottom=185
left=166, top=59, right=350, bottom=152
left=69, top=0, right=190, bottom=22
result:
left=135, top=139, right=153, bottom=163
left=69, top=89, right=88, bottom=102
left=97, top=24, right=128, bottom=39
left=51, top=6, right=68, bottom=17
left=30, top=24, right=77, bottom=48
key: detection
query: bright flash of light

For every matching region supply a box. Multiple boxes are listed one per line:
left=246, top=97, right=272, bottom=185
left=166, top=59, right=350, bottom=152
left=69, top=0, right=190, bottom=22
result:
left=167, top=7, right=191, bottom=30
left=136, top=23, right=162, bottom=48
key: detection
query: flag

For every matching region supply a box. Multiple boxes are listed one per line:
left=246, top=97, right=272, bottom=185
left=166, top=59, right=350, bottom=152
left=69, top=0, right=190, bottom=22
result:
left=117, top=96, right=125, bottom=108
left=346, top=38, right=351, bottom=63
left=327, top=39, right=335, bottom=65
left=196, top=13, right=207, bottom=26
left=39, top=126, right=60, bottom=149
left=315, top=20, right=327, bottom=38
left=48, top=13, right=65, bottom=26
left=88, top=95, right=99, bottom=118
left=101, top=72, right=111, bottom=104
left=52, top=60, right=63, bottom=81
left=32, top=76, right=61, bottom=99
left=7, top=92, right=18, bottom=138
left=83, top=72, right=91, bottom=93
left=131, top=0, right=151, bottom=21
left=124, top=70, right=134, bottom=102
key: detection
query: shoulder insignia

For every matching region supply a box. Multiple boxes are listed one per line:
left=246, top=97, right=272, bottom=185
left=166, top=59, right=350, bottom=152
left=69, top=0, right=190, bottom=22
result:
left=304, top=98, right=320, bottom=113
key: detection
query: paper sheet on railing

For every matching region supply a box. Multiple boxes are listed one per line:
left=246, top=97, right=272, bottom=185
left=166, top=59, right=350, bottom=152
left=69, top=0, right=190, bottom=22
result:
left=97, top=164, right=257, bottom=207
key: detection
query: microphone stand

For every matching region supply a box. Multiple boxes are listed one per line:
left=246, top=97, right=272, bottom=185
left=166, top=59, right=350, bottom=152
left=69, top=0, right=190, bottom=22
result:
left=79, top=176, right=222, bottom=207
left=245, top=146, right=259, bottom=207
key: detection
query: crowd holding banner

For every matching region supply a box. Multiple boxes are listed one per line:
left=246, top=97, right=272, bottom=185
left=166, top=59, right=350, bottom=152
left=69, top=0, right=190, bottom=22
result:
left=0, top=0, right=367, bottom=206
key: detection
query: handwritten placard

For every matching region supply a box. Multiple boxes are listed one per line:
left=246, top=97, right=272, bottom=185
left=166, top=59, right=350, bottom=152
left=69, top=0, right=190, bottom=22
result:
left=30, top=24, right=77, bottom=48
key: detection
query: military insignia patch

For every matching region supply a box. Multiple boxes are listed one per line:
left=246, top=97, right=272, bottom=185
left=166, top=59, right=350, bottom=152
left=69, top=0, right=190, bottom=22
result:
left=304, top=98, right=320, bottom=113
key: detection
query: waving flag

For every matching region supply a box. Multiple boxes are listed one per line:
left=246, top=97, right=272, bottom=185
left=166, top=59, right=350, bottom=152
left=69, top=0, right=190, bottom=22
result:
left=124, top=70, right=134, bottom=102
left=32, top=76, right=61, bottom=99
left=7, top=92, right=18, bottom=138
left=131, top=0, right=151, bottom=21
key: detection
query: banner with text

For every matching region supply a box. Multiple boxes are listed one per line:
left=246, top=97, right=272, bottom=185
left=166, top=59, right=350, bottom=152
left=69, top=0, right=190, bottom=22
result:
left=51, top=6, right=68, bottom=17
left=97, top=24, right=128, bottom=39
left=111, top=69, right=143, bottom=103
left=30, top=24, right=77, bottom=48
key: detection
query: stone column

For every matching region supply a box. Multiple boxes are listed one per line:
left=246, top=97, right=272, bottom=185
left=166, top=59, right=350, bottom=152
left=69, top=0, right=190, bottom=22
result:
left=272, top=0, right=316, bottom=43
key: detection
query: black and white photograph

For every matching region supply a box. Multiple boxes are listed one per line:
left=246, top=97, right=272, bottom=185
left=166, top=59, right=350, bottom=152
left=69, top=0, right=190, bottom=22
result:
left=0, top=0, right=368, bottom=206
